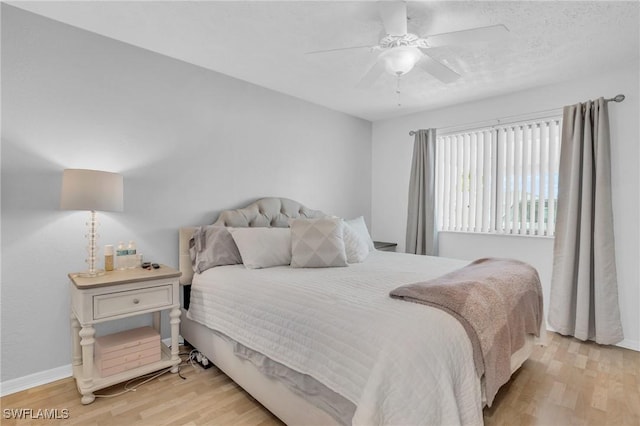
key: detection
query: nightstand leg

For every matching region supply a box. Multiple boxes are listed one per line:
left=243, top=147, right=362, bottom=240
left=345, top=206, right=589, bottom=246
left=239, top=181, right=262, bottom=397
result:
left=70, top=312, right=82, bottom=366
left=169, top=307, right=181, bottom=373
left=79, top=325, right=96, bottom=404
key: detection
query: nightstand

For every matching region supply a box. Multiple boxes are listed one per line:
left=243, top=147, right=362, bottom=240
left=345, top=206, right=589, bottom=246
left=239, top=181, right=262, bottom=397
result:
left=69, top=265, right=182, bottom=404
left=374, top=241, right=398, bottom=252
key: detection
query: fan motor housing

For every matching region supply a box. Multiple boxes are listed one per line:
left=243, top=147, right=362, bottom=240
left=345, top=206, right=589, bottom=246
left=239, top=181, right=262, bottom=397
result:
left=379, top=33, right=428, bottom=49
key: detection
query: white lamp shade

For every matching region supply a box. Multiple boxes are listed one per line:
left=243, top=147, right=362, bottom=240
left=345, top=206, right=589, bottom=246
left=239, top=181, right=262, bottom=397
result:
left=60, top=169, right=124, bottom=212
left=379, top=46, right=422, bottom=76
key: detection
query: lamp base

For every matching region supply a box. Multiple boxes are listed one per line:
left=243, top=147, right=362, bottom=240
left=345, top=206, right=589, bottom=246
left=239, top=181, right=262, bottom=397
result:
left=76, top=269, right=106, bottom=278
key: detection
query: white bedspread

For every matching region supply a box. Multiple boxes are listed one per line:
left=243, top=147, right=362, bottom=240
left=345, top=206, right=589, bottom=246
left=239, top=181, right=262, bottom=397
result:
left=187, top=251, right=484, bottom=425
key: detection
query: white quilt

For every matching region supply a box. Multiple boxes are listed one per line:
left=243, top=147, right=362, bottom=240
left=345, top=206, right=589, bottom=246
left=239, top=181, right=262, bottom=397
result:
left=187, top=251, right=484, bottom=425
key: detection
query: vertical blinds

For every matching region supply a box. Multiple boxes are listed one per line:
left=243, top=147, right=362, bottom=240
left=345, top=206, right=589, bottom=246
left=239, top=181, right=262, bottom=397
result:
left=436, top=117, right=562, bottom=236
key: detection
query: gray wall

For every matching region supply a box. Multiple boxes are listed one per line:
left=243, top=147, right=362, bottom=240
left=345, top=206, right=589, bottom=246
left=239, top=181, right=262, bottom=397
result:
left=371, top=62, right=640, bottom=351
left=1, top=5, right=372, bottom=382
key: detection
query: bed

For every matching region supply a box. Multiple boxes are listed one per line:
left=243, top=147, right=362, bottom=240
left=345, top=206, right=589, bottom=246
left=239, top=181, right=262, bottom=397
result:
left=178, top=198, right=545, bottom=425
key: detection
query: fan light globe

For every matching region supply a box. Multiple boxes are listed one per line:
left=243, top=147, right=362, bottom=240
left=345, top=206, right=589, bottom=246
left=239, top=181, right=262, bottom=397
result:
left=379, top=46, right=422, bottom=76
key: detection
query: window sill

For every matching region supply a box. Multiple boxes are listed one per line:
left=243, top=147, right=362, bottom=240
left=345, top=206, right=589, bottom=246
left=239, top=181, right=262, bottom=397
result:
left=438, top=230, right=555, bottom=240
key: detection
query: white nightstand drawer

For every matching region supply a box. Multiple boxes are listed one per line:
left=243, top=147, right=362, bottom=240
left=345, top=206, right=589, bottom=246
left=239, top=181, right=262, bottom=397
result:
left=93, top=285, right=173, bottom=320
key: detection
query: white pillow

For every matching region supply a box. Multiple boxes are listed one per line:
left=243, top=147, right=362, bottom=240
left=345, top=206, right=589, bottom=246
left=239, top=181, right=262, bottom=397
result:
left=228, top=227, right=291, bottom=269
left=345, top=216, right=375, bottom=251
left=343, top=222, right=369, bottom=263
left=290, top=218, right=348, bottom=268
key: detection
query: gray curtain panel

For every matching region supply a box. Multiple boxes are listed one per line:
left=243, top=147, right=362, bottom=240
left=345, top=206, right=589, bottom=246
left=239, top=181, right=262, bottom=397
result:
left=549, top=98, right=624, bottom=345
left=406, top=128, right=438, bottom=255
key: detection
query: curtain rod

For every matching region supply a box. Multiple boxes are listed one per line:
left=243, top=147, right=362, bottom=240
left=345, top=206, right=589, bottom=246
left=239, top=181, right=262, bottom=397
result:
left=408, top=94, right=626, bottom=136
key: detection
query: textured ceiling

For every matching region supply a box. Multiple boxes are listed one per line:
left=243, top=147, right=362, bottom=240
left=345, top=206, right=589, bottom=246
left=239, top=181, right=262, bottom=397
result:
left=9, top=1, right=640, bottom=121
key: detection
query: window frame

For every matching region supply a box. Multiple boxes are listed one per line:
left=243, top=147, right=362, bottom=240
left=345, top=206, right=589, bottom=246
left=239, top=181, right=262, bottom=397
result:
left=435, top=114, right=562, bottom=238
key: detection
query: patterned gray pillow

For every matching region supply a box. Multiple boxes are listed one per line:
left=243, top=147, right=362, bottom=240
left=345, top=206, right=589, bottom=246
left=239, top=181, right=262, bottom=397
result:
left=290, top=218, right=348, bottom=268
left=189, top=225, right=242, bottom=273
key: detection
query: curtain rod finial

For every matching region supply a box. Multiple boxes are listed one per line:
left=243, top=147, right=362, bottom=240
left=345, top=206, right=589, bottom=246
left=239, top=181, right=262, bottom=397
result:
left=606, top=94, right=625, bottom=103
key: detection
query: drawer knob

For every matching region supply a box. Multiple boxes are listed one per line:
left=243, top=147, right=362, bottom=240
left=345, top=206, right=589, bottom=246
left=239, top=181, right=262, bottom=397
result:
left=133, top=298, right=140, bottom=304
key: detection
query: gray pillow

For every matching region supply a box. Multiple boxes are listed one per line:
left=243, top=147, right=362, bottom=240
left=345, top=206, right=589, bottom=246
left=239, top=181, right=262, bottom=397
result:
left=290, top=218, right=348, bottom=268
left=189, top=225, right=242, bottom=273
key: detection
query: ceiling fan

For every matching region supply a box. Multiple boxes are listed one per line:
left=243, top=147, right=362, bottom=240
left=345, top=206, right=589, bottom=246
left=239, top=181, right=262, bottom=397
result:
left=306, top=1, right=509, bottom=87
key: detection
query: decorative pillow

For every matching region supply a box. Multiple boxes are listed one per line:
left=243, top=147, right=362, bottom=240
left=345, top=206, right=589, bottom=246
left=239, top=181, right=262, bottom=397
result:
left=290, top=218, right=348, bottom=268
left=189, top=225, right=242, bottom=273
left=343, top=222, right=369, bottom=263
left=228, top=227, right=292, bottom=269
left=345, top=216, right=375, bottom=251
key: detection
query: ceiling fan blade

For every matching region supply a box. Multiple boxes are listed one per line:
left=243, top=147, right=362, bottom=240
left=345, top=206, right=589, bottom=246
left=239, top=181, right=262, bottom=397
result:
left=305, top=45, right=374, bottom=55
left=356, top=60, right=385, bottom=89
left=425, top=24, right=509, bottom=48
left=417, top=54, right=460, bottom=83
left=378, top=1, right=407, bottom=36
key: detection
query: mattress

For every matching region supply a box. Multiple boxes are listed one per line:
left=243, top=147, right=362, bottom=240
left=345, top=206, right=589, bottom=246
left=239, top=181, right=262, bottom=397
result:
left=187, top=251, right=488, bottom=425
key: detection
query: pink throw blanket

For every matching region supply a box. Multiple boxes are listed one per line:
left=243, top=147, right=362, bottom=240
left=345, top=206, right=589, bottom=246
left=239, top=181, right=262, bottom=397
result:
left=389, top=257, right=543, bottom=406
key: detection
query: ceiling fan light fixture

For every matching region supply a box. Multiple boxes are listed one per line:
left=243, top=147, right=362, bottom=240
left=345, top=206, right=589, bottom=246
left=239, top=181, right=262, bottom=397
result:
left=379, top=46, right=422, bottom=76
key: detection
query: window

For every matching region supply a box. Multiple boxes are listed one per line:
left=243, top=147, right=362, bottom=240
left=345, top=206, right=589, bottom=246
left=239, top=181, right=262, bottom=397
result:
left=435, top=116, right=562, bottom=237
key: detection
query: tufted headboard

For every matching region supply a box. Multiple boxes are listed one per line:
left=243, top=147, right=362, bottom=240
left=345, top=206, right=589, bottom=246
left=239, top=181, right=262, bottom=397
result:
left=178, top=197, right=326, bottom=285
left=212, top=197, right=325, bottom=227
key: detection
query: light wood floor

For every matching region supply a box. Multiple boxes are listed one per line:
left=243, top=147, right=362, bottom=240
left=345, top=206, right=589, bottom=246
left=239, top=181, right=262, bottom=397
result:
left=1, top=332, right=638, bottom=425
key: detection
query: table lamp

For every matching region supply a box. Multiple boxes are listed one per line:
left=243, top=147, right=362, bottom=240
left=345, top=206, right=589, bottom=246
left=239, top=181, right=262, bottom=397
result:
left=60, top=169, right=124, bottom=277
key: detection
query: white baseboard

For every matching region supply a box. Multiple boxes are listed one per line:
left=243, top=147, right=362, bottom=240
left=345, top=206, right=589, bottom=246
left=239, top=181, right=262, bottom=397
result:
left=545, top=322, right=639, bottom=351
left=1, top=336, right=185, bottom=397
left=1, top=332, right=635, bottom=397
left=0, top=337, right=184, bottom=397
left=617, top=338, right=640, bottom=351
left=0, top=364, right=72, bottom=397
